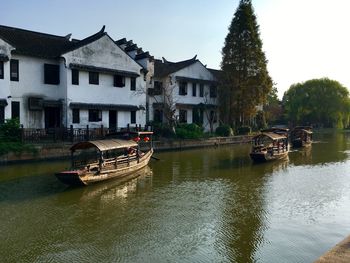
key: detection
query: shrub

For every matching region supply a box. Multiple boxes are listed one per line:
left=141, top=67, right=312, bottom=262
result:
left=215, top=125, right=233, bottom=137
left=149, top=122, right=175, bottom=138
left=0, top=118, right=21, bottom=142
left=237, top=126, right=251, bottom=135
left=175, top=123, right=203, bottom=139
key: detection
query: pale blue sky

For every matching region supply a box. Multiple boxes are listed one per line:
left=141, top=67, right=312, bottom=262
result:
left=2, top=0, right=350, bottom=98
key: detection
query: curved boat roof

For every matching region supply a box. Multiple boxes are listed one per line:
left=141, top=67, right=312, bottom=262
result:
left=71, top=139, right=138, bottom=152
left=254, top=132, right=287, bottom=140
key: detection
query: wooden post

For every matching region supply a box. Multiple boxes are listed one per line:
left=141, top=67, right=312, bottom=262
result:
left=101, top=124, right=104, bottom=138
left=86, top=125, right=89, bottom=141
left=70, top=125, right=74, bottom=143
left=127, top=123, right=130, bottom=132
left=20, top=124, right=24, bottom=143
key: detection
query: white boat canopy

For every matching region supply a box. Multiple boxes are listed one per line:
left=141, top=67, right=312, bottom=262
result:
left=70, top=139, right=138, bottom=152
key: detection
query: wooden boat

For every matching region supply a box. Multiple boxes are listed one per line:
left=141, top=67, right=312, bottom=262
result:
left=55, top=131, right=154, bottom=186
left=290, top=126, right=312, bottom=148
left=250, top=128, right=289, bottom=162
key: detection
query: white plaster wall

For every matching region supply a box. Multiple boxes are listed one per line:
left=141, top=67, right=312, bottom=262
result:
left=63, top=35, right=147, bottom=128
left=0, top=39, right=14, bottom=120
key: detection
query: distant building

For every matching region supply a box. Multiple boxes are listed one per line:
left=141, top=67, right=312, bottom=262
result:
left=148, top=56, right=219, bottom=132
left=0, top=25, right=147, bottom=129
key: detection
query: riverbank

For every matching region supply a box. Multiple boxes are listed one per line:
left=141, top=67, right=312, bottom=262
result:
left=0, top=135, right=253, bottom=164
left=314, top=235, right=350, bottom=263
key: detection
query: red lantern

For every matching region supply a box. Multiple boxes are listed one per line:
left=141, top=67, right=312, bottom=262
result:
left=133, top=137, right=141, bottom=142
left=143, top=136, right=150, bottom=142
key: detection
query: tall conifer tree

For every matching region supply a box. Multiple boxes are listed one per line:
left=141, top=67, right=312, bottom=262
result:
left=220, top=0, right=272, bottom=127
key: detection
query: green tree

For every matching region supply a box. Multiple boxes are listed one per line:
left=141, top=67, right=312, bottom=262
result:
left=264, top=85, right=284, bottom=125
left=283, top=78, right=350, bottom=128
left=220, top=0, right=272, bottom=128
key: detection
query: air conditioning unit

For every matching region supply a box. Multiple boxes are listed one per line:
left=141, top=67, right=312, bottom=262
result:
left=28, top=97, right=43, bottom=111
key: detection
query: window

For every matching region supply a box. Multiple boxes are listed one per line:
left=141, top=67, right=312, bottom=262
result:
left=44, top=64, right=60, bottom=85
left=154, top=109, right=163, bottom=123
left=154, top=81, right=163, bottom=95
left=72, top=109, right=80, bottom=123
left=11, top=101, right=20, bottom=119
left=89, top=72, right=99, bottom=85
left=0, top=61, right=3, bottom=79
left=130, top=110, right=136, bottom=124
left=88, top=109, right=102, bottom=122
left=193, top=108, right=203, bottom=125
left=199, top=84, right=204, bottom=97
left=210, top=85, right=217, bottom=98
left=0, top=106, right=4, bottom=124
left=72, top=69, right=79, bottom=85
left=114, top=75, right=125, bottom=87
left=10, top=59, right=19, bottom=81
left=130, top=77, right=136, bottom=90
left=192, top=83, right=197, bottom=97
left=210, top=110, right=217, bottom=123
left=179, top=109, right=187, bottom=123
left=179, top=82, right=187, bottom=95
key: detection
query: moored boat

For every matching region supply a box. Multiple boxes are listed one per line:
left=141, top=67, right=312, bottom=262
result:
left=290, top=126, right=312, bottom=148
left=55, top=131, right=154, bottom=186
left=250, top=128, right=289, bottom=162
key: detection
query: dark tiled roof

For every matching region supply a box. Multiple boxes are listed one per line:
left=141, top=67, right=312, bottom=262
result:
left=69, top=63, right=140, bottom=77
left=208, top=68, right=223, bottom=81
left=125, top=44, right=138, bottom=52
left=0, top=54, right=9, bottom=61
left=70, top=102, right=139, bottom=111
left=0, top=25, right=74, bottom=58
left=135, top=51, right=151, bottom=60
left=115, top=38, right=127, bottom=45
left=154, top=56, right=198, bottom=78
left=0, top=25, right=106, bottom=59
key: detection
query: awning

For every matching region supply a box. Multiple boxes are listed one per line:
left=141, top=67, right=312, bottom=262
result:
left=69, top=63, right=140, bottom=78
left=70, top=102, right=139, bottom=111
left=176, top=76, right=217, bottom=85
left=43, top=100, right=62, bottom=107
left=71, top=139, right=138, bottom=152
left=0, top=99, right=8, bottom=106
left=0, top=54, right=9, bottom=62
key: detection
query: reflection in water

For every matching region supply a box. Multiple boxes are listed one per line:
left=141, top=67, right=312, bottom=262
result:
left=0, top=131, right=350, bottom=262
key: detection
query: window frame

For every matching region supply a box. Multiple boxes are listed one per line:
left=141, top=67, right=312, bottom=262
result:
left=114, top=75, right=125, bottom=87
left=130, top=77, right=136, bottom=90
left=210, top=85, right=217, bottom=98
left=72, top=69, right=79, bottom=85
left=88, top=109, right=102, bottom=122
left=89, top=72, right=99, bottom=85
left=130, top=110, right=136, bottom=124
left=199, top=84, right=204, bottom=97
left=44, top=64, right=60, bottom=85
left=192, top=83, right=197, bottom=97
left=11, top=101, right=20, bottom=120
left=179, top=82, right=188, bottom=95
left=10, top=59, right=19, bottom=81
left=179, top=109, right=187, bottom=123
left=0, top=61, right=4, bottom=79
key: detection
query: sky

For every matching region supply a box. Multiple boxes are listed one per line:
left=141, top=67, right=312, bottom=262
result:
left=2, top=0, right=350, bottom=98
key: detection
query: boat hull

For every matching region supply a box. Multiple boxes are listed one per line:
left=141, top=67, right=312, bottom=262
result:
left=291, top=139, right=312, bottom=148
left=250, top=151, right=288, bottom=163
left=56, top=149, right=153, bottom=186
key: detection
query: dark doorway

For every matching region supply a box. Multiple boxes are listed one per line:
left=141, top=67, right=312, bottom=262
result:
left=109, top=110, right=117, bottom=130
left=44, top=107, right=61, bottom=129
left=11, top=101, right=20, bottom=120
left=0, top=106, right=4, bottom=124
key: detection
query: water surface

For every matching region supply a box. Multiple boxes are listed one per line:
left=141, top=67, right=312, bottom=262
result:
left=1, top=131, right=350, bottom=262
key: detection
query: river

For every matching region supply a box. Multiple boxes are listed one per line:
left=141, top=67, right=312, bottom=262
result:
left=1, top=131, right=350, bottom=262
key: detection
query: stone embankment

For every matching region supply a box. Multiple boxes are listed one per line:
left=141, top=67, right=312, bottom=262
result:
left=314, top=235, right=350, bottom=263
left=0, top=135, right=253, bottom=164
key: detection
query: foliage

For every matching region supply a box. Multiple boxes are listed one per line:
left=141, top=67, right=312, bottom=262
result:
left=0, top=118, right=21, bottom=142
left=264, top=86, right=284, bottom=125
left=237, top=126, right=251, bottom=135
left=149, top=122, right=176, bottom=138
left=175, top=123, right=204, bottom=139
left=0, top=118, right=37, bottom=156
left=283, top=78, right=350, bottom=128
left=215, top=125, right=234, bottom=137
left=220, top=0, right=272, bottom=128
left=255, top=111, right=267, bottom=130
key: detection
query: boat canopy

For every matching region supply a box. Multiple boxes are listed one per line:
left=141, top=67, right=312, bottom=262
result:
left=254, top=132, right=286, bottom=141
left=70, top=139, right=138, bottom=152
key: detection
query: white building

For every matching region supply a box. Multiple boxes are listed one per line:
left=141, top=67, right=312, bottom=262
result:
left=0, top=25, right=147, bottom=129
left=148, top=56, right=219, bottom=132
